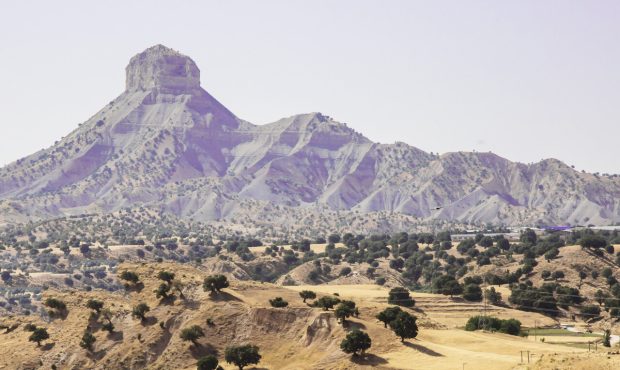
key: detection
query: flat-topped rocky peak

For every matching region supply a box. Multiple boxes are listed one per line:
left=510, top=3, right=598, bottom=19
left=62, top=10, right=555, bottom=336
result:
left=125, top=44, right=200, bottom=93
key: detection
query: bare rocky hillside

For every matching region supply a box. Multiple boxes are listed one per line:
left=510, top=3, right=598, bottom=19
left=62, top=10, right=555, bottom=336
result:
left=1, top=44, right=619, bottom=228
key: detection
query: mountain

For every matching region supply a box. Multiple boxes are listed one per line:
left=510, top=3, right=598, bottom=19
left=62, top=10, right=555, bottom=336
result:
left=1, top=44, right=619, bottom=228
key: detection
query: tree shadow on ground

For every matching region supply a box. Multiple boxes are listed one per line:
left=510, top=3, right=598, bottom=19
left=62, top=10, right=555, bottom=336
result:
left=189, top=342, right=218, bottom=359
left=345, top=321, right=367, bottom=331
left=158, top=295, right=177, bottom=306
left=87, top=349, right=107, bottom=361
left=210, top=291, right=242, bottom=303
left=142, top=316, right=158, bottom=326
left=107, top=330, right=124, bottom=341
left=403, top=341, right=444, bottom=357
left=351, top=353, right=388, bottom=365
left=125, top=282, right=145, bottom=293
left=41, top=342, right=55, bottom=351
left=182, top=300, right=201, bottom=310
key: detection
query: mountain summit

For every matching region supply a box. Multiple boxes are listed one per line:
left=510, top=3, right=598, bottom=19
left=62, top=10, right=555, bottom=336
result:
left=0, top=45, right=619, bottom=228
left=125, top=44, right=200, bottom=93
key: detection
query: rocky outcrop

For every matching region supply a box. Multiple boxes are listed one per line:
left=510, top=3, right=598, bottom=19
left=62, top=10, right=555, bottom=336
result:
left=1, top=44, right=619, bottom=227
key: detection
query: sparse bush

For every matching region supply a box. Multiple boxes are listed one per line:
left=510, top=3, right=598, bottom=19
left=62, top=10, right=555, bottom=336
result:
left=269, top=297, right=288, bottom=308
left=158, top=271, right=175, bottom=284
left=80, top=330, right=96, bottom=351
left=155, top=283, right=171, bottom=299
left=132, top=303, right=150, bottom=321
left=119, top=271, right=140, bottom=284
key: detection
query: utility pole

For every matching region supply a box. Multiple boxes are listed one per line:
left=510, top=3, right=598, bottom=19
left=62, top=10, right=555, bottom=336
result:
left=527, top=350, right=530, bottom=363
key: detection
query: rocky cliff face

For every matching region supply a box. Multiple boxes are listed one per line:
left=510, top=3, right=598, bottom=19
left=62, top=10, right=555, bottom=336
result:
left=1, top=45, right=619, bottom=227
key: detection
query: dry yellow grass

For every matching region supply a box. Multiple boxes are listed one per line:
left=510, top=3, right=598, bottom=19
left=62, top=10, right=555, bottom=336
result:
left=2, top=264, right=616, bottom=369
left=249, top=242, right=342, bottom=255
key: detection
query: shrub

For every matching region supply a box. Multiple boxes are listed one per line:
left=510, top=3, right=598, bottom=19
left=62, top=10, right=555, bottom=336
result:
left=180, top=325, right=205, bottom=345
left=44, top=298, right=66, bottom=312
left=29, top=327, right=49, bottom=346
left=157, top=271, right=175, bottom=284
left=465, top=315, right=521, bottom=336
left=340, top=329, right=371, bottom=356
left=119, top=271, right=140, bottom=284
left=339, top=267, right=352, bottom=276
left=155, top=283, right=172, bottom=299
left=484, top=287, right=502, bottom=305
left=269, top=297, right=288, bottom=308
left=86, top=299, right=104, bottom=314
left=132, top=303, right=150, bottom=321
left=80, top=331, right=96, bottom=351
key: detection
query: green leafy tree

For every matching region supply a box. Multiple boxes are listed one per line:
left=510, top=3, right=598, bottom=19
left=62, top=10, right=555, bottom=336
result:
left=29, top=327, right=49, bottom=346
left=579, top=235, right=608, bottom=249
left=340, top=329, right=371, bottom=356
left=388, top=287, right=415, bottom=307
left=197, top=355, right=221, bottom=370
left=299, top=290, right=316, bottom=303
left=132, top=303, right=150, bottom=321
left=462, top=284, right=482, bottom=302
left=478, top=236, right=494, bottom=248
left=388, top=311, right=418, bottom=342
left=180, top=325, right=205, bottom=345
left=544, top=248, right=559, bottom=262
left=484, top=287, right=502, bottom=305
left=80, top=331, right=96, bottom=351
left=376, top=306, right=403, bottom=328
left=203, top=275, right=229, bottom=294
left=334, top=301, right=356, bottom=326
left=315, top=296, right=340, bottom=311
left=225, top=344, right=261, bottom=370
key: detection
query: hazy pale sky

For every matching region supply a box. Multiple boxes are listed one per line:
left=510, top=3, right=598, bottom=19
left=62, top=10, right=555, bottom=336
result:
left=1, top=1, right=619, bottom=173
